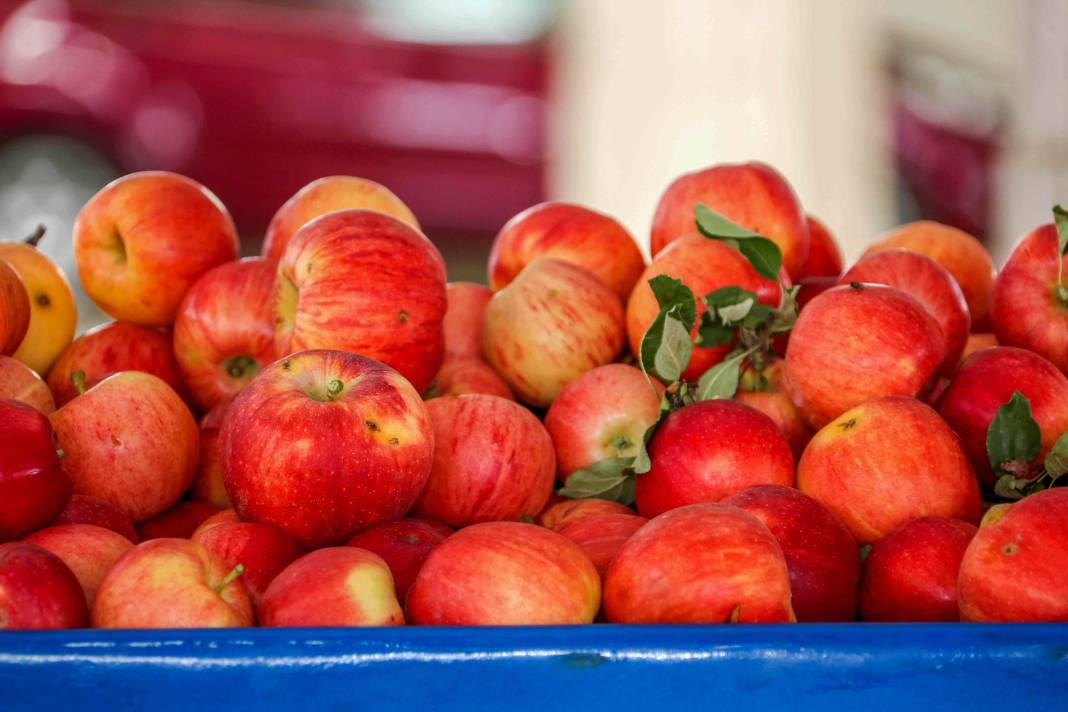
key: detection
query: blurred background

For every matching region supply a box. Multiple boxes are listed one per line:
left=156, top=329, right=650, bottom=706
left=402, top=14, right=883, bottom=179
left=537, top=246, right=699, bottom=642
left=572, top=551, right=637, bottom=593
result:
left=0, top=0, right=1065, bottom=328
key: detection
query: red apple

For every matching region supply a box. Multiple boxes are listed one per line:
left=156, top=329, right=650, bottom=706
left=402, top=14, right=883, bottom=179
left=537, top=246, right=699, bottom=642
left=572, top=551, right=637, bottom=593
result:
left=73, top=171, right=239, bottom=326
left=958, top=488, right=1068, bottom=622
left=734, top=359, right=811, bottom=460
left=274, top=210, right=446, bottom=393
left=46, top=321, right=186, bottom=407
left=411, top=395, right=555, bottom=526
left=259, top=547, right=404, bottom=627
left=91, top=538, right=253, bottom=628
left=190, top=398, right=232, bottom=509
left=136, top=501, right=221, bottom=541
left=221, top=349, right=433, bottom=548
left=24, top=523, right=134, bottom=608
left=603, top=503, right=793, bottom=623
left=635, top=400, right=794, bottom=518
left=796, top=215, right=843, bottom=279
left=347, top=518, right=452, bottom=602
left=865, top=220, right=995, bottom=331
left=49, top=372, right=199, bottom=522
left=724, top=485, right=859, bottom=622
left=859, top=517, right=976, bottom=622
left=991, top=222, right=1068, bottom=373
left=796, top=276, right=838, bottom=311
left=0, top=542, right=88, bottom=629
left=650, top=162, right=810, bottom=278
left=192, top=511, right=305, bottom=607
left=556, top=512, right=647, bottom=579
left=938, top=347, right=1068, bottom=487
left=536, top=498, right=636, bottom=530
left=785, top=283, right=945, bottom=429
left=0, top=257, right=29, bottom=356
left=173, top=257, right=277, bottom=411
left=442, top=282, right=493, bottom=360
left=426, top=357, right=513, bottom=400
left=0, top=399, right=71, bottom=540
left=544, top=364, right=664, bottom=483
left=488, top=202, right=645, bottom=301
left=55, top=494, right=138, bottom=543
left=0, top=355, right=54, bottom=413
left=797, top=396, right=980, bottom=544
left=627, top=235, right=781, bottom=382
left=262, top=175, right=419, bottom=263
left=840, top=249, right=970, bottom=374
left=407, top=521, right=600, bottom=625
left=960, top=333, right=998, bottom=364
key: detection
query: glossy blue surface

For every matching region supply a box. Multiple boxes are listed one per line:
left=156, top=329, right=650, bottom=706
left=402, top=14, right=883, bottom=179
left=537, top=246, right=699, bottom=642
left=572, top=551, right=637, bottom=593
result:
left=2, top=625, right=1066, bottom=710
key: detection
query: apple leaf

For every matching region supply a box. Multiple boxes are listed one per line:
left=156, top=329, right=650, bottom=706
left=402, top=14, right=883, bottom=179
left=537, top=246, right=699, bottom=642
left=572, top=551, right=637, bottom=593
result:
left=694, top=203, right=782, bottom=280
left=1054, top=205, right=1068, bottom=257
left=771, top=285, right=801, bottom=334
left=697, top=312, right=734, bottom=346
left=558, top=457, right=636, bottom=505
left=648, top=275, right=696, bottom=329
left=640, top=306, right=694, bottom=383
left=986, top=391, right=1041, bottom=479
left=1044, top=431, right=1068, bottom=478
left=694, top=349, right=748, bottom=401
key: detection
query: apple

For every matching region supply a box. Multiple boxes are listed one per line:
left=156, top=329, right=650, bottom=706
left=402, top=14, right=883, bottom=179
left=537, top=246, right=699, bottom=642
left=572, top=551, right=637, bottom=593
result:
left=0, top=355, right=55, bottom=413
left=55, top=494, right=138, bottom=543
left=46, top=321, right=187, bottom=407
left=425, top=357, right=513, bottom=400
left=556, top=512, right=647, bottom=579
left=0, top=229, right=78, bottom=373
left=136, top=501, right=222, bottom=541
left=488, top=202, right=645, bottom=301
left=797, top=396, right=980, bottom=544
left=734, top=358, right=811, bottom=460
left=795, top=276, right=838, bottom=312
left=173, top=257, right=278, bottom=411
left=189, top=398, right=233, bottom=509
left=865, top=220, right=995, bottom=331
left=442, top=282, right=493, bottom=360
left=221, top=349, right=434, bottom=549
left=938, top=347, right=1068, bottom=487
left=191, top=511, right=305, bottom=607
left=796, top=215, right=843, bottom=279
left=0, top=257, right=29, bottom=355
left=839, top=249, right=970, bottom=374
left=49, top=372, right=199, bottom=522
left=0, top=542, right=88, bottom=629
left=724, top=485, right=859, bottom=622
left=859, top=517, right=976, bottom=622
left=274, top=210, right=446, bottom=394
left=960, top=333, right=998, bottom=364
left=73, top=171, right=239, bottom=326
left=91, top=538, right=253, bottom=628
left=627, top=235, right=781, bottom=382
left=483, top=258, right=625, bottom=407
left=544, top=364, right=664, bottom=483
left=536, top=498, right=636, bottom=530
left=958, top=488, right=1068, bottom=622
left=406, top=521, right=600, bottom=625
left=603, top=503, right=793, bottom=623
left=24, top=523, right=134, bottom=608
left=991, top=222, right=1068, bottom=373
left=650, top=161, right=810, bottom=278
left=785, top=283, right=945, bottom=430
left=0, top=399, right=71, bottom=540
left=259, top=547, right=404, bottom=627
left=635, top=400, right=794, bottom=518
left=347, top=518, right=452, bottom=602
left=262, top=175, right=419, bottom=263
left=411, top=395, right=555, bottom=527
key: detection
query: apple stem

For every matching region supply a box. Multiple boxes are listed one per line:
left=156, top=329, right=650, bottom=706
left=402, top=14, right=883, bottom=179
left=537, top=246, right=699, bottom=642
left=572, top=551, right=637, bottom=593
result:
left=70, top=370, right=87, bottom=395
left=213, top=564, right=245, bottom=594
left=223, top=354, right=257, bottom=380
left=23, top=225, right=45, bottom=248
left=326, top=379, right=344, bottom=400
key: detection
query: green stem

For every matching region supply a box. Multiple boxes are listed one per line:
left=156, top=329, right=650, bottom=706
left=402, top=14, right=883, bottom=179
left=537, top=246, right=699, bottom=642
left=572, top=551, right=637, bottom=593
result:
left=326, top=379, right=344, bottom=400
left=70, top=370, right=86, bottom=396
left=213, top=564, right=244, bottom=594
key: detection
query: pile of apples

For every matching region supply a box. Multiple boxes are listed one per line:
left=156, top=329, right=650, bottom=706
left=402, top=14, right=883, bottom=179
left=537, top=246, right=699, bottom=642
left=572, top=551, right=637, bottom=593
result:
left=2, top=163, right=1067, bottom=631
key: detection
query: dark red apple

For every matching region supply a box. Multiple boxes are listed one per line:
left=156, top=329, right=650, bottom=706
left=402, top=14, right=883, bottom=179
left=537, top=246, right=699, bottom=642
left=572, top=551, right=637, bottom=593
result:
left=189, top=398, right=232, bottom=509
left=796, top=215, right=843, bottom=279
left=136, top=501, right=222, bottom=541
left=0, top=398, right=71, bottom=540
left=555, top=512, right=647, bottom=579
left=347, top=518, right=452, bottom=602
left=55, top=494, right=138, bottom=543
left=24, top=523, right=134, bottom=608
left=0, top=542, right=88, bottom=629
left=536, top=498, right=636, bottom=531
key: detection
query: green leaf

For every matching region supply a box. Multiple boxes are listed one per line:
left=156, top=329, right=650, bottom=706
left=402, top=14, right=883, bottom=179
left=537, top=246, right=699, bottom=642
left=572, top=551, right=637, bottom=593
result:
left=640, top=307, right=693, bottom=383
left=986, top=391, right=1041, bottom=478
left=739, top=303, right=775, bottom=330
left=993, top=474, right=1030, bottom=501
left=694, top=350, right=748, bottom=401
left=697, top=312, right=733, bottom=346
left=1054, top=205, right=1068, bottom=257
left=558, top=457, right=636, bottom=505
left=1044, top=431, right=1068, bottom=477
left=717, top=297, right=754, bottom=324
left=704, top=286, right=755, bottom=308
left=648, top=275, right=696, bottom=330
left=694, top=203, right=782, bottom=280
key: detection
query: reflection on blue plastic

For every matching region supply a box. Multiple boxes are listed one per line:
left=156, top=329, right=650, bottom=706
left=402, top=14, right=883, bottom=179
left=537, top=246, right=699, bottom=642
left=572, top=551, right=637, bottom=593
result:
left=1, top=625, right=1066, bottom=710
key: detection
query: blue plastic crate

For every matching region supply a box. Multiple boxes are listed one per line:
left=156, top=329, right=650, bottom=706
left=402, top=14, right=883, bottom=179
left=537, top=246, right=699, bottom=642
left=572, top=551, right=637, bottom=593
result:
left=2, top=624, right=1066, bottom=710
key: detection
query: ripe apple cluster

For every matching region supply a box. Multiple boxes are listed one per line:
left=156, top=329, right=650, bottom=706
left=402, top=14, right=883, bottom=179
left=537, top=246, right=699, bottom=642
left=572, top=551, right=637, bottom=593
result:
left=2, top=166, right=1068, bottom=631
